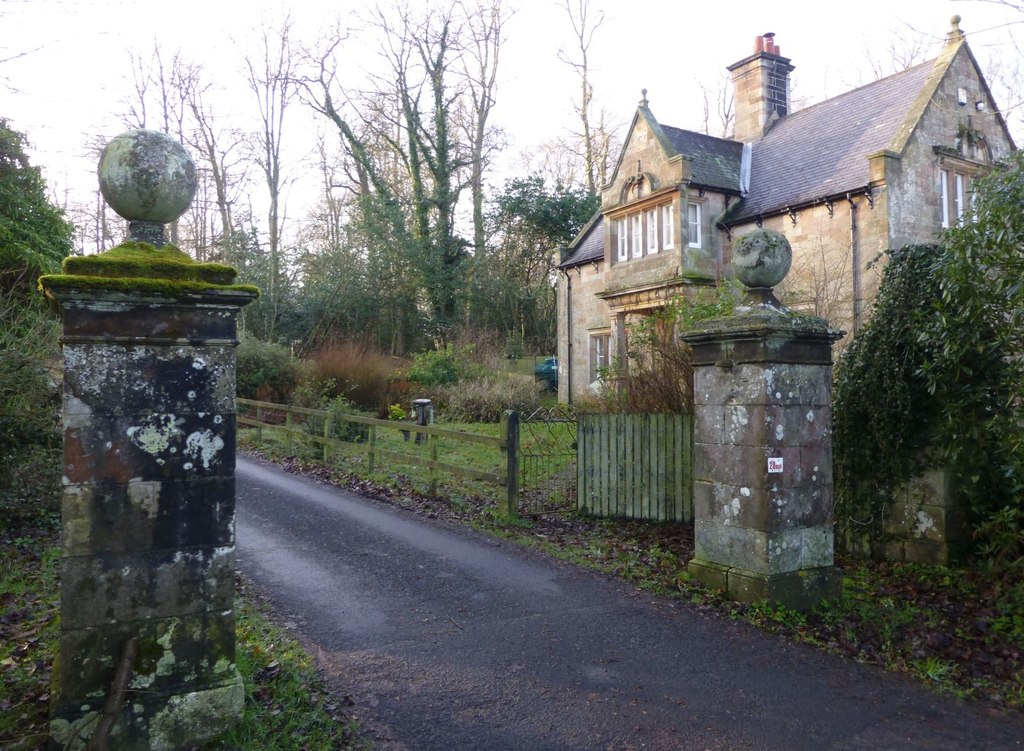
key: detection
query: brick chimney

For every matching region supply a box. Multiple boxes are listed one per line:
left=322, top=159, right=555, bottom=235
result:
left=728, top=32, right=795, bottom=143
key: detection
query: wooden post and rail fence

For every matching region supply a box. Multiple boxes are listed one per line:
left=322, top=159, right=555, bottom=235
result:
left=236, top=398, right=691, bottom=523
left=237, top=397, right=520, bottom=517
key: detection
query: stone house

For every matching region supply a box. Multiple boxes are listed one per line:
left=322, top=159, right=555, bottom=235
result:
left=556, top=17, right=1016, bottom=404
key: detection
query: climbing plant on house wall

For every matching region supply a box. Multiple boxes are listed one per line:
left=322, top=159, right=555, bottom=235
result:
left=834, top=151, right=1024, bottom=563
left=593, top=280, right=743, bottom=414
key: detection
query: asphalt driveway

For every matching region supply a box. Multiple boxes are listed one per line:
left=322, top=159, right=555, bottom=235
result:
left=235, top=456, right=1024, bottom=750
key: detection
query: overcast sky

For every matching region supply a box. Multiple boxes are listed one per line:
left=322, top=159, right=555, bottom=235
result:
left=3, top=0, right=1022, bottom=229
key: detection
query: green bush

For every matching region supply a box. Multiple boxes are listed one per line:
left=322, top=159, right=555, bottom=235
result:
left=408, top=344, right=482, bottom=387
left=832, top=245, right=948, bottom=552
left=236, top=334, right=304, bottom=401
left=834, top=153, right=1024, bottom=561
left=435, top=374, right=541, bottom=423
left=0, top=290, right=62, bottom=533
left=0, top=120, right=71, bottom=532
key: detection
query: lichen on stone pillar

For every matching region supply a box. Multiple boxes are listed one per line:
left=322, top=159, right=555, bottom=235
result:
left=40, top=129, right=256, bottom=750
left=97, top=129, right=197, bottom=249
left=682, top=229, right=844, bottom=611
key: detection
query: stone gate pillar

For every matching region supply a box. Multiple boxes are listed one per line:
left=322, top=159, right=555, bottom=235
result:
left=39, top=130, right=257, bottom=749
left=682, top=230, right=842, bottom=610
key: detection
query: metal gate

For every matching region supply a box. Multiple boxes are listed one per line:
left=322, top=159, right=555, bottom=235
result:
left=518, top=405, right=577, bottom=514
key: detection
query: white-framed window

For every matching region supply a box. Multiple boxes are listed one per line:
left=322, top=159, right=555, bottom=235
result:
left=954, top=173, right=965, bottom=224
left=614, top=202, right=679, bottom=262
left=590, top=332, right=610, bottom=381
left=688, top=202, right=702, bottom=248
left=646, top=209, right=658, bottom=254
left=662, top=203, right=674, bottom=249
left=940, top=169, right=950, bottom=228
left=939, top=164, right=982, bottom=229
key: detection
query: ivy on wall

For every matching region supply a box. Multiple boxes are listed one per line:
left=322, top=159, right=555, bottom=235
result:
left=834, top=152, right=1024, bottom=562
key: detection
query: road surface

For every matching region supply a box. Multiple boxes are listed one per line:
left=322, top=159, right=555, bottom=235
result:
left=235, top=455, right=1024, bottom=750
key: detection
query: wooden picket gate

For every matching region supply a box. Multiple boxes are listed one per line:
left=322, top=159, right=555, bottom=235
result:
left=577, top=413, right=693, bottom=522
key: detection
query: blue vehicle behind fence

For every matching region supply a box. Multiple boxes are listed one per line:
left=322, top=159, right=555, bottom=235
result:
left=534, top=357, right=558, bottom=391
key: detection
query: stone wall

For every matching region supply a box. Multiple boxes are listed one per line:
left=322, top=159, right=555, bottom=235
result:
left=730, top=194, right=888, bottom=342
left=557, top=260, right=610, bottom=402
left=844, top=469, right=965, bottom=565
left=890, top=45, right=1016, bottom=251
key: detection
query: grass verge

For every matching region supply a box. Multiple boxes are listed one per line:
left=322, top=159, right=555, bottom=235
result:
left=0, top=525, right=367, bottom=750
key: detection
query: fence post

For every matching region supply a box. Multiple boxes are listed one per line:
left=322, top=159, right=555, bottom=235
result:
left=256, top=404, right=263, bottom=443
left=429, top=435, right=438, bottom=496
left=368, top=425, right=376, bottom=473
left=501, top=410, right=520, bottom=518
left=323, top=413, right=331, bottom=463
left=285, top=408, right=293, bottom=455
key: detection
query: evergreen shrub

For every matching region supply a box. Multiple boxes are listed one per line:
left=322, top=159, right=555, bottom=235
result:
left=236, top=334, right=304, bottom=401
left=834, top=152, right=1024, bottom=563
left=408, top=344, right=483, bottom=387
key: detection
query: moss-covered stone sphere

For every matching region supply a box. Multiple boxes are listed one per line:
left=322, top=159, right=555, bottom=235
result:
left=732, top=229, right=792, bottom=288
left=97, top=130, right=196, bottom=223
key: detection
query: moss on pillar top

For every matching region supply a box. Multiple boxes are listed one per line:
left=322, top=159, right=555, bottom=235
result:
left=38, top=241, right=259, bottom=298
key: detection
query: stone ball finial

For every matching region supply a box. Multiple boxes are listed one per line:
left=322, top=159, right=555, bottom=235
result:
left=951, top=14, right=961, bottom=29
left=732, top=228, right=792, bottom=289
left=98, top=130, right=196, bottom=246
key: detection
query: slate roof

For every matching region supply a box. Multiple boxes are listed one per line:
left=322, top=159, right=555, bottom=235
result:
left=731, top=59, right=936, bottom=222
left=661, top=126, right=744, bottom=193
left=559, top=57, right=942, bottom=262
left=559, top=213, right=604, bottom=268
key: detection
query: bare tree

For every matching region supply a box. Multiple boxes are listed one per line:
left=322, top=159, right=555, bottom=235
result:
left=557, top=0, right=606, bottom=194
left=457, top=0, right=507, bottom=256
left=517, top=137, right=587, bottom=190
left=302, top=24, right=429, bottom=354
left=244, top=14, right=298, bottom=341
left=699, top=73, right=735, bottom=139
left=984, top=37, right=1024, bottom=144
left=121, top=44, right=195, bottom=244
left=178, top=66, right=250, bottom=258
left=867, top=28, right=932, bottom=81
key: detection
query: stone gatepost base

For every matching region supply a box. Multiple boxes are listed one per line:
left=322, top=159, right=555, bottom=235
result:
left=683, top=310, right=843, bottom=611
left=40, top=246, right=256, bottom=750
left=688, top=560, right=843, bottom=612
